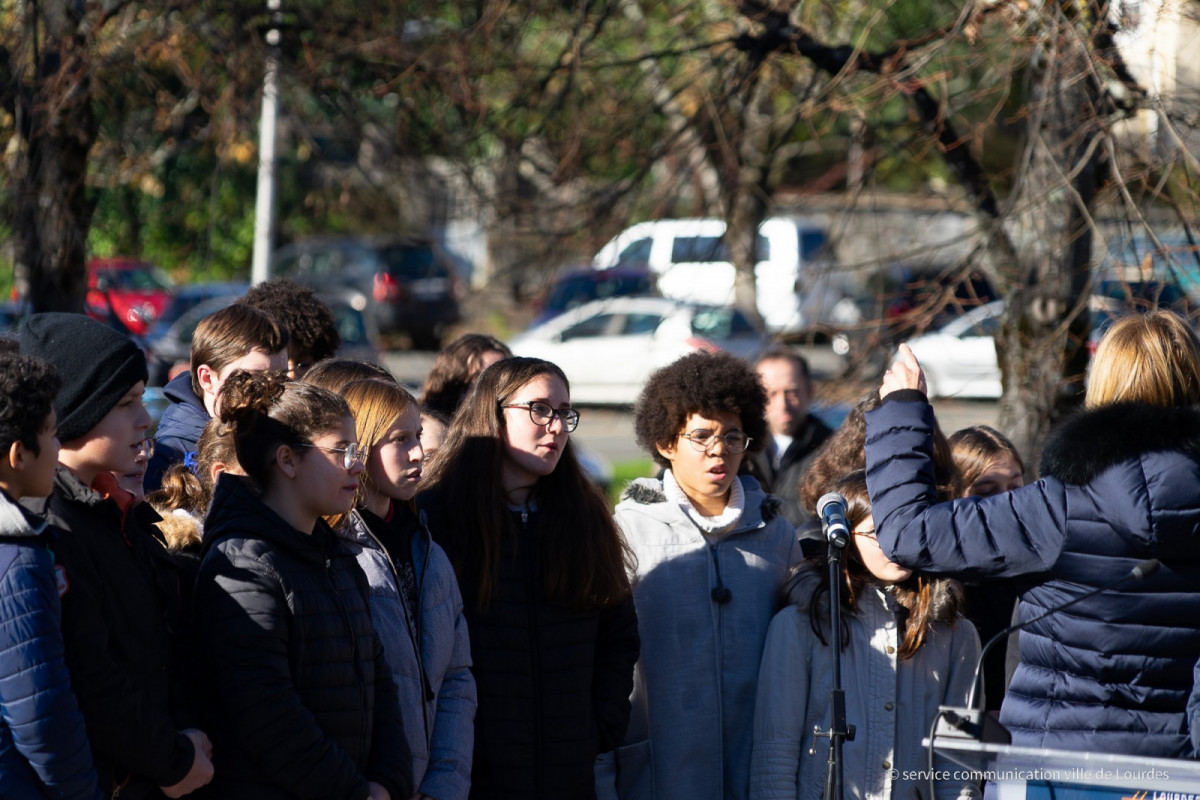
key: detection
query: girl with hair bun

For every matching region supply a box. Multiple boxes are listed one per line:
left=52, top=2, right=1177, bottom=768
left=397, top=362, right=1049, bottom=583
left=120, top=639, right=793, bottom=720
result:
left=193, top=369, right=412, bottom=800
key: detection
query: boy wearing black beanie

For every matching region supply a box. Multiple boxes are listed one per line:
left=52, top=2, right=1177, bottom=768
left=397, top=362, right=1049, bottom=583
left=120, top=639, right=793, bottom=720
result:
left=20, top=313, right=215, bottom=799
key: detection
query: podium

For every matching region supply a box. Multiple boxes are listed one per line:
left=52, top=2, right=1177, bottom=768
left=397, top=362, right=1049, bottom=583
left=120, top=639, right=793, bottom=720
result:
left=931, top=737, right=1200, bottom=800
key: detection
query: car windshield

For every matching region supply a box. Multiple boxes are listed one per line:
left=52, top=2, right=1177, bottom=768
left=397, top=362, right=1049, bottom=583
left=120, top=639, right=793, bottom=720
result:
left=670, top=234, right=772, bottom=264
left=545, top=273, right=653, bottom=313
left=690, top=307, right=756, bottom=338
left=96, top=266, right=173, bottom=291
left=329, top=300, right=368, bottom=346
left=379, top=244, right=447, bottom=280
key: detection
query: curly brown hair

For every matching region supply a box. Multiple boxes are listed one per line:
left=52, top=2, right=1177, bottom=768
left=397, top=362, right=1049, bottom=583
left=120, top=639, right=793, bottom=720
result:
left=242, top=279, right=341, bottom=369
left=799, top=392, right=961, bottom=515
left=634, top=351, right=768, bottom=469
left=0, top=354, right=61, bottom=455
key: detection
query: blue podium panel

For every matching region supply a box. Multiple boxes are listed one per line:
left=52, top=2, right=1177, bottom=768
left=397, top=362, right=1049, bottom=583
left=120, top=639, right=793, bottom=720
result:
left=929, top=738, right=1200, bottom=800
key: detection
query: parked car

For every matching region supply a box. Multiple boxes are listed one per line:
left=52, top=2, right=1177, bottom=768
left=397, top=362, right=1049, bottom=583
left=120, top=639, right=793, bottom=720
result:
left=149, top=281, right=250, bottom=336
left=832, top=264, right=1000, bottom=369
left=143, top=292, right=243, bottom=386
left=508, top=296, right=768, bottom=405
left=532, top=264, right=656, bottom=326
left=86, top=257, right=176, bottom=336
left=320, top=287, right=385, bottom=367
left=591, top=217, right=859, bottom=334
left=143, top=286, right=383, bottom=386
left=271, top=237, right=462, bottom=349
left=905, top=300, right=1004, bottom=399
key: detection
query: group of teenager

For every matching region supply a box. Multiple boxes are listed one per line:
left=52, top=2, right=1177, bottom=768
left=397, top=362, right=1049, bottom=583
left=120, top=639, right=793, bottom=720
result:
left=3, top=276, right=1200, bottom=800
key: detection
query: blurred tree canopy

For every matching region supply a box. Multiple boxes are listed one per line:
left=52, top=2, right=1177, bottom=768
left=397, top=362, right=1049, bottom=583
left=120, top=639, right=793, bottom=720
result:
left=2, top=0, right=1199, bottom=457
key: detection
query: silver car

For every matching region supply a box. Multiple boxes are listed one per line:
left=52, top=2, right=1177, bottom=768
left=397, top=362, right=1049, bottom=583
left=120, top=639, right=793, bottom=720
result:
left=509, top=296, right=768, bottom=405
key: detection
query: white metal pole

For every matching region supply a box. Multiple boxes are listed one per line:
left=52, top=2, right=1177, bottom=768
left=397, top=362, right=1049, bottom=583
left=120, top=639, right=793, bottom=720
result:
left=251, top=0, right=281, bottom=286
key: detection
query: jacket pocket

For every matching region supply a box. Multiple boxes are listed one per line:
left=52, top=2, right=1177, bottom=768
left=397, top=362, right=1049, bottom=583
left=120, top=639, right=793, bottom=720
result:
left=614, top=739, right=654, bottom=800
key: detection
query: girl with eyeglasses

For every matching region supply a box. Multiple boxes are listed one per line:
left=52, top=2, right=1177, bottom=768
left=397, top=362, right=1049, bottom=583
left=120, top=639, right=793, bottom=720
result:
left=193, top=369, right=412, bottom=800
left=419, top=356, right=639, bottom=800
left=750, top=470, right=979, bottom=800
left=595, top=350, right=798, bottom=800
left=313, top=376, right=477, bottom=800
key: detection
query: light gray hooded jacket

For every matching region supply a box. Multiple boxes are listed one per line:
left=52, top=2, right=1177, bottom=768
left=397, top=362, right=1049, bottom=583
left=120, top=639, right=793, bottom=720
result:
left=750, top=566, right=980, bottom=800
left=337, top=508, right=477, bottom=800
left=596, top=475, right=799, bottom=800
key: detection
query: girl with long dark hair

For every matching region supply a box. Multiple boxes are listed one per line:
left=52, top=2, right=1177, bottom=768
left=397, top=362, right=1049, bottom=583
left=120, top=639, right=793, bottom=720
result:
left=419, top=356, right=638, bottom=800
left=751, top=471, right=980, bottom=800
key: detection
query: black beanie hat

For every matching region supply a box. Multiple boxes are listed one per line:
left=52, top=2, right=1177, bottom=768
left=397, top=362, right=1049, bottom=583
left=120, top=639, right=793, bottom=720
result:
left=19, top=313, right=149, bottom=443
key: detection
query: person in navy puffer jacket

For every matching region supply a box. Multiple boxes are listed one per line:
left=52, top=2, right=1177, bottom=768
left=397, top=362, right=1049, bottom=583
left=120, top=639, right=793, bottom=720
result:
left=0, top=352, right=101, bottom=799
left=865, top=310, right=1200, bottom=759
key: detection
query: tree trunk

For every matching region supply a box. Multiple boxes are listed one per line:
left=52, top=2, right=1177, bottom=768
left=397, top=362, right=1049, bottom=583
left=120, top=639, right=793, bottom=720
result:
left=12, top=21, right=96, bottom=313
left=994, top=12, right=1101, bottom=463
left=723, top=70, right=777, bottom=330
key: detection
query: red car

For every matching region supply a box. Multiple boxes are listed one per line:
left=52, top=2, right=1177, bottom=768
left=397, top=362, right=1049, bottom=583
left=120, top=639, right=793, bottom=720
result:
left=86, top=258, right=175, bottom=336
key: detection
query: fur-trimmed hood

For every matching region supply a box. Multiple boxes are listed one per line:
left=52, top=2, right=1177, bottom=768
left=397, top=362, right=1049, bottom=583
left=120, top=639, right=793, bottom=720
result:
left=617, top=474, right=783, bottom=526
left=1039, top=402, right=1200, bottom=485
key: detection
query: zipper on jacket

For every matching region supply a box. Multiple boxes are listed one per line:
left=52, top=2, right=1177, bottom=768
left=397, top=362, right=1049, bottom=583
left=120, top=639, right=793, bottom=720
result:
left=362, top=511, right=435, bottom=745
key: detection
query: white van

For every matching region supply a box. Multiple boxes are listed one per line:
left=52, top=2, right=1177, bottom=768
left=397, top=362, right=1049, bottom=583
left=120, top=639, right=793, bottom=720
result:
left=592, top=216, right=859, bottom=334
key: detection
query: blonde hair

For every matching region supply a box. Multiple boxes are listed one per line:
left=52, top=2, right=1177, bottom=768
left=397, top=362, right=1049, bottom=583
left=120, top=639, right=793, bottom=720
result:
left=342, top=378, right=419, bottom=511
left=1086, top=311, right=1200, bottom=408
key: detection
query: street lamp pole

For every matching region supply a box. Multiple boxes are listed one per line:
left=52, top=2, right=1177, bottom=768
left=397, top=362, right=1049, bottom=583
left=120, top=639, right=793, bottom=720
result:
left=251, top=0, right=282, bottom=286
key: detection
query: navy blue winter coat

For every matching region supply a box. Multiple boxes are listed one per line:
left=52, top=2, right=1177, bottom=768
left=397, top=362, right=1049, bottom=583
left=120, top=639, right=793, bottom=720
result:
left=146, top=372, right=209, bottom=492
left=0, top=490, right=101, bottom=800
left=865, top=395, right=1200, bottom=758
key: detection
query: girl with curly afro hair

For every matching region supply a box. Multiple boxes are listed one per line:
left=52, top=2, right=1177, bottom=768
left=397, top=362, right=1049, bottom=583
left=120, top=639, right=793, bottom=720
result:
left=596, top=350, right=800, bottom=800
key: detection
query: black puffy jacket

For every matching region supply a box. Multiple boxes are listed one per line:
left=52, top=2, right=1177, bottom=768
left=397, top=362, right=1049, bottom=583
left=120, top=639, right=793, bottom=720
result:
left=421, top=489, right=639, bottom=800
left=22, top=467, right=196, bottom=799
left=194, top=474, right=413, bottom=800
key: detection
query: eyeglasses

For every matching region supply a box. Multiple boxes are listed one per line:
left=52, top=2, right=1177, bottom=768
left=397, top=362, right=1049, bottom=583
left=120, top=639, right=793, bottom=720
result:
left=854, top=528, right=877, bottom=540
left=502, top=401, right=580, bottom=433
left=677, top=429, right=751, bottom=455
left=297, top=442, right=366, bottom=469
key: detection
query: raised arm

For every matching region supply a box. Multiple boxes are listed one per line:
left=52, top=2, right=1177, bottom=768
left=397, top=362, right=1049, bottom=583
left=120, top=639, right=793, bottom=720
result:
left=866, top=347, right=1067, bottom=580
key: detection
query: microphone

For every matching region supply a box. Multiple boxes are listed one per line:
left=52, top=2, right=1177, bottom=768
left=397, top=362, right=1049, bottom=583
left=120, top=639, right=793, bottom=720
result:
left=817, top=492, right=850, bottom=548
left=935, top=557, right=1161, bottom=744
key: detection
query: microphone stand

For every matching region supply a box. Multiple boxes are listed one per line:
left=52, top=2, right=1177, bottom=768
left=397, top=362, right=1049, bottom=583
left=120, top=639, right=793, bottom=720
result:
left=815, top=515, right=854, bottom=800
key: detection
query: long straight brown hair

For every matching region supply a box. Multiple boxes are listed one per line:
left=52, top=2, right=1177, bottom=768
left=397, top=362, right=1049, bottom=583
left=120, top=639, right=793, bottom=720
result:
left=807, top=470, right=964, bottom=660
left=421, top=356, right=634, bottom=611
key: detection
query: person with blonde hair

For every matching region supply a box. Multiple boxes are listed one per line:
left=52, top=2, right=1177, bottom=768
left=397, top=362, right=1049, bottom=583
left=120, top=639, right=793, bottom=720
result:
left=316, top=376, right=476, bottom=800
left=864, top=310, right=1200, bottom=757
